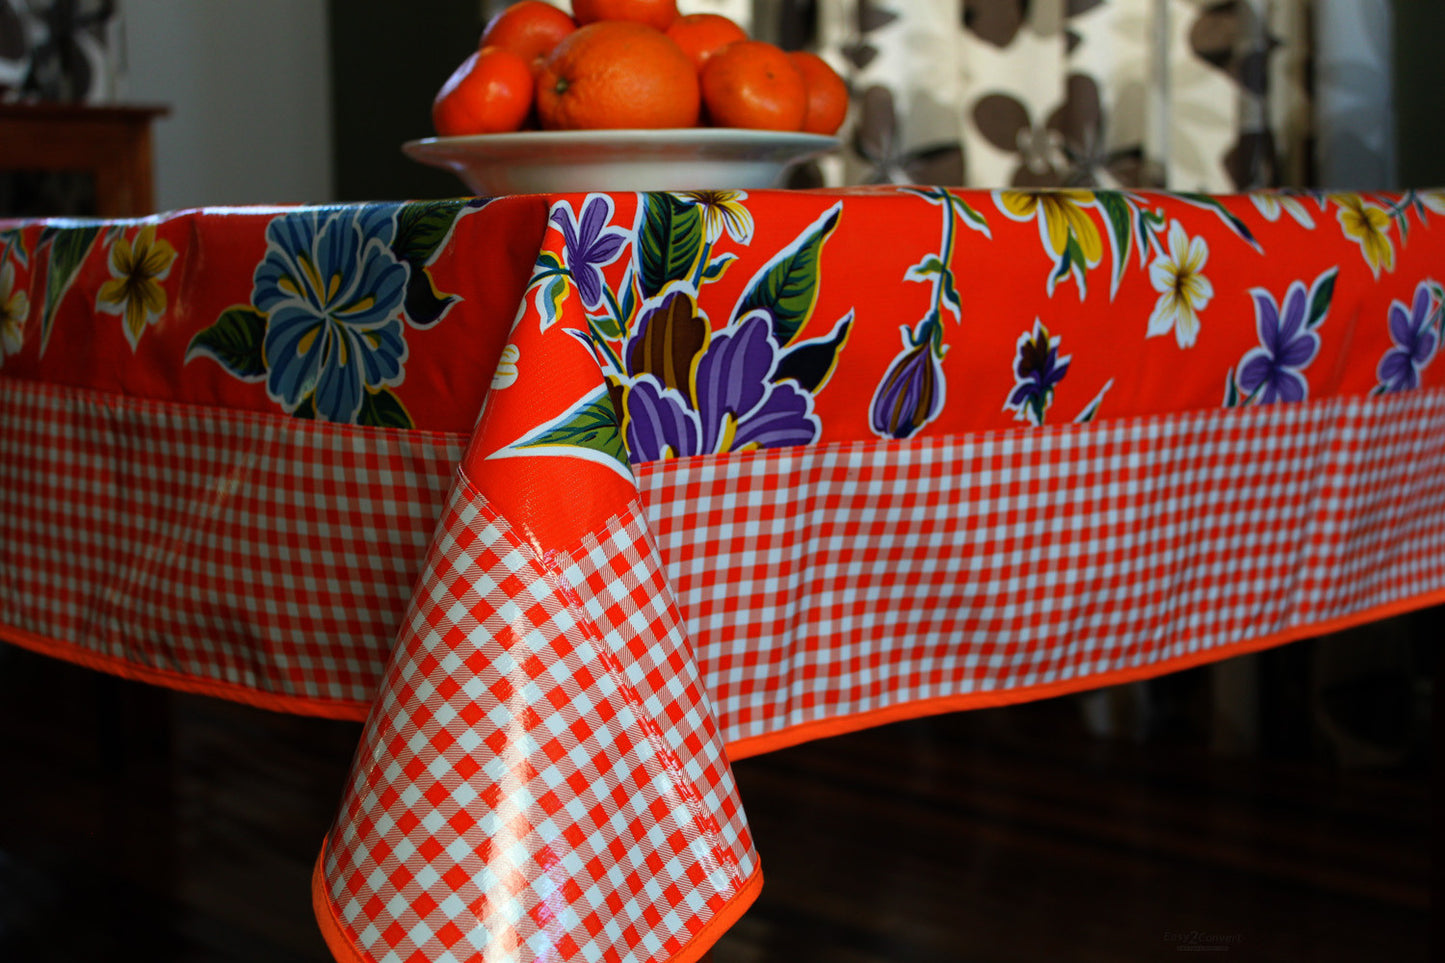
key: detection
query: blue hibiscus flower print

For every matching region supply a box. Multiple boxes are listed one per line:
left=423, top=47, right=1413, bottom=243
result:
left=253, top=205, right=410, bottom=423
left=1376, top=279, right=1440, bottom=393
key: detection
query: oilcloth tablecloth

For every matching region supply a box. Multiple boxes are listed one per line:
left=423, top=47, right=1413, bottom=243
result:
left=3, top=187, right=1445, bottom=963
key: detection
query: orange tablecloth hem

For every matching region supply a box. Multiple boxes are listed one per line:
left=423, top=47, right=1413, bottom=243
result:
left=0, top=622, right=373, bottom=721
left=670, top=865, right=766, bottom=963
left=310, top=840, right=765, bottom=963
left=724, top=584, right=1445, bottom=761
left=7, top=582, right=1443, bottom=751
left=311, top=846, right=369, bottom=963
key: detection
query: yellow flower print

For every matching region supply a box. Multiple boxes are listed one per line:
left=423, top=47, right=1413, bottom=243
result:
left=96, top=223, right=177, bottom=349
left=997, top=189, right=1102, bottom=296
left=674, top=189, right=755, bottom=245
left=0, top=259, right=29, bottom=364
left=1334, top=193, right=1394, bottom=278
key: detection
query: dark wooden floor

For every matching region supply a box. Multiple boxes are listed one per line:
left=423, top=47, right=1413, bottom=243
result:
left=0, top=624, right=1434, bottom=962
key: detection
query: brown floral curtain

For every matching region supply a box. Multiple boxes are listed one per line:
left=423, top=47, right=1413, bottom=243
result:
left=791, top=0, right=1314, bottom=191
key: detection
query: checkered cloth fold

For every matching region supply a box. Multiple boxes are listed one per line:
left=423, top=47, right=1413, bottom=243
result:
left=320, top=477, right=758, bottom=963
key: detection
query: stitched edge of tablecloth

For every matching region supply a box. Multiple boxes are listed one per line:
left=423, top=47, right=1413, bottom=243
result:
left=0, top=620, right=373, bottom=721
left=12, top=578, right=1440, bottom=756
left=723, top=582, right=1445, bottom=761
left=0, top=375, right=465, bottom=711
left=309, top=841, right=765, bottom=963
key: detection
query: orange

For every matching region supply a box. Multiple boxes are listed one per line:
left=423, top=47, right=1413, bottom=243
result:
left=536, top=21, right=699, bottom=130
left=432, top=46, right=535, bottom=136
left=571, top=0, right=678, bottom=31
left=789, top=51, right=848, bottom=135
left=665, top=13, right=748, bottom=72
left=700, top=40, right=806, bottom=131
left=480, top=0, right=577, bottom=76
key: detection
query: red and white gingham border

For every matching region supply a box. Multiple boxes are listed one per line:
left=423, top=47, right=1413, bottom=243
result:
left=0, top=377, right=464, bottom=709
left=322, top=479, right=757, bottom=963
left=8, top=375, right=1444, bottom=750
left=638, top=388, right=1445, bottom=747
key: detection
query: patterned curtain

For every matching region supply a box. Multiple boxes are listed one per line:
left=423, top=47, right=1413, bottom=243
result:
left=497, top=1, right=1370, bottom=190
left=473, top=1, right=1393, bottom=192
left=794, top=0, right=1316, bottom=192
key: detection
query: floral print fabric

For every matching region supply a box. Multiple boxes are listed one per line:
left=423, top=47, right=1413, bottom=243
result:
left=1, top=186, right=1442, bottom=542
left=95, top=223, right=177, bottom=350
left=1377, top=280, right=1443, bottom=394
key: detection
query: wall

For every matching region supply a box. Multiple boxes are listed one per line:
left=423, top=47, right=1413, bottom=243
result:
left=1392, top=0, right=1445, bottom=188
left=327, top=0, right=482, bottom=202
left=123, top=0, right=334, bottom=211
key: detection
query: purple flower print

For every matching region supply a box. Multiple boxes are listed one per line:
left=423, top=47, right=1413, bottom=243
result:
left=871, top=330, right=945, bottom=439
left=625, top=376, right=700, bottom=461
left=509, top=194, right=851, bottom=476
left=1236, top=281, right=1320, bottom=405
left=695, top=313, right=777, bottom=450
left=730, top=382, right=816, bottom=449
left=1006, top=320, right=1071, bottom=426
left=551, top=194, right=627, bottom=310
left=1377, top=280, right=1440, bottom=393
left=622, top=310, right=819, bottom=460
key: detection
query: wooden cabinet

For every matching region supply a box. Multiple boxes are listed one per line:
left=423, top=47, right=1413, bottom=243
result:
left=0, top=103, right=168, bottom=217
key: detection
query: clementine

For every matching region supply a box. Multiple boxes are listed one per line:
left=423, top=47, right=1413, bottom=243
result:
left=433, top=46, right=535, bottom=136
left=480, top=0, right=577, bottom=76
left=571, top=0, right=677, bottom=31
left=700, top=40, right=806, bottom=131
left=789, top=51, right=848, bottom=135
left=665, top=13, right=747, bottom=72
left=536, top=21, right=699, bottom=130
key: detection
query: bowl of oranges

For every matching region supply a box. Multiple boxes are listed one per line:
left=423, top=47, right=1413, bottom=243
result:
left=402, top=0, right=846, bottom=194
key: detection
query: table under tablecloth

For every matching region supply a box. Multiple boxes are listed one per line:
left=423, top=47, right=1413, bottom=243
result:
left=2, top=186, right=1443, bottom=963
